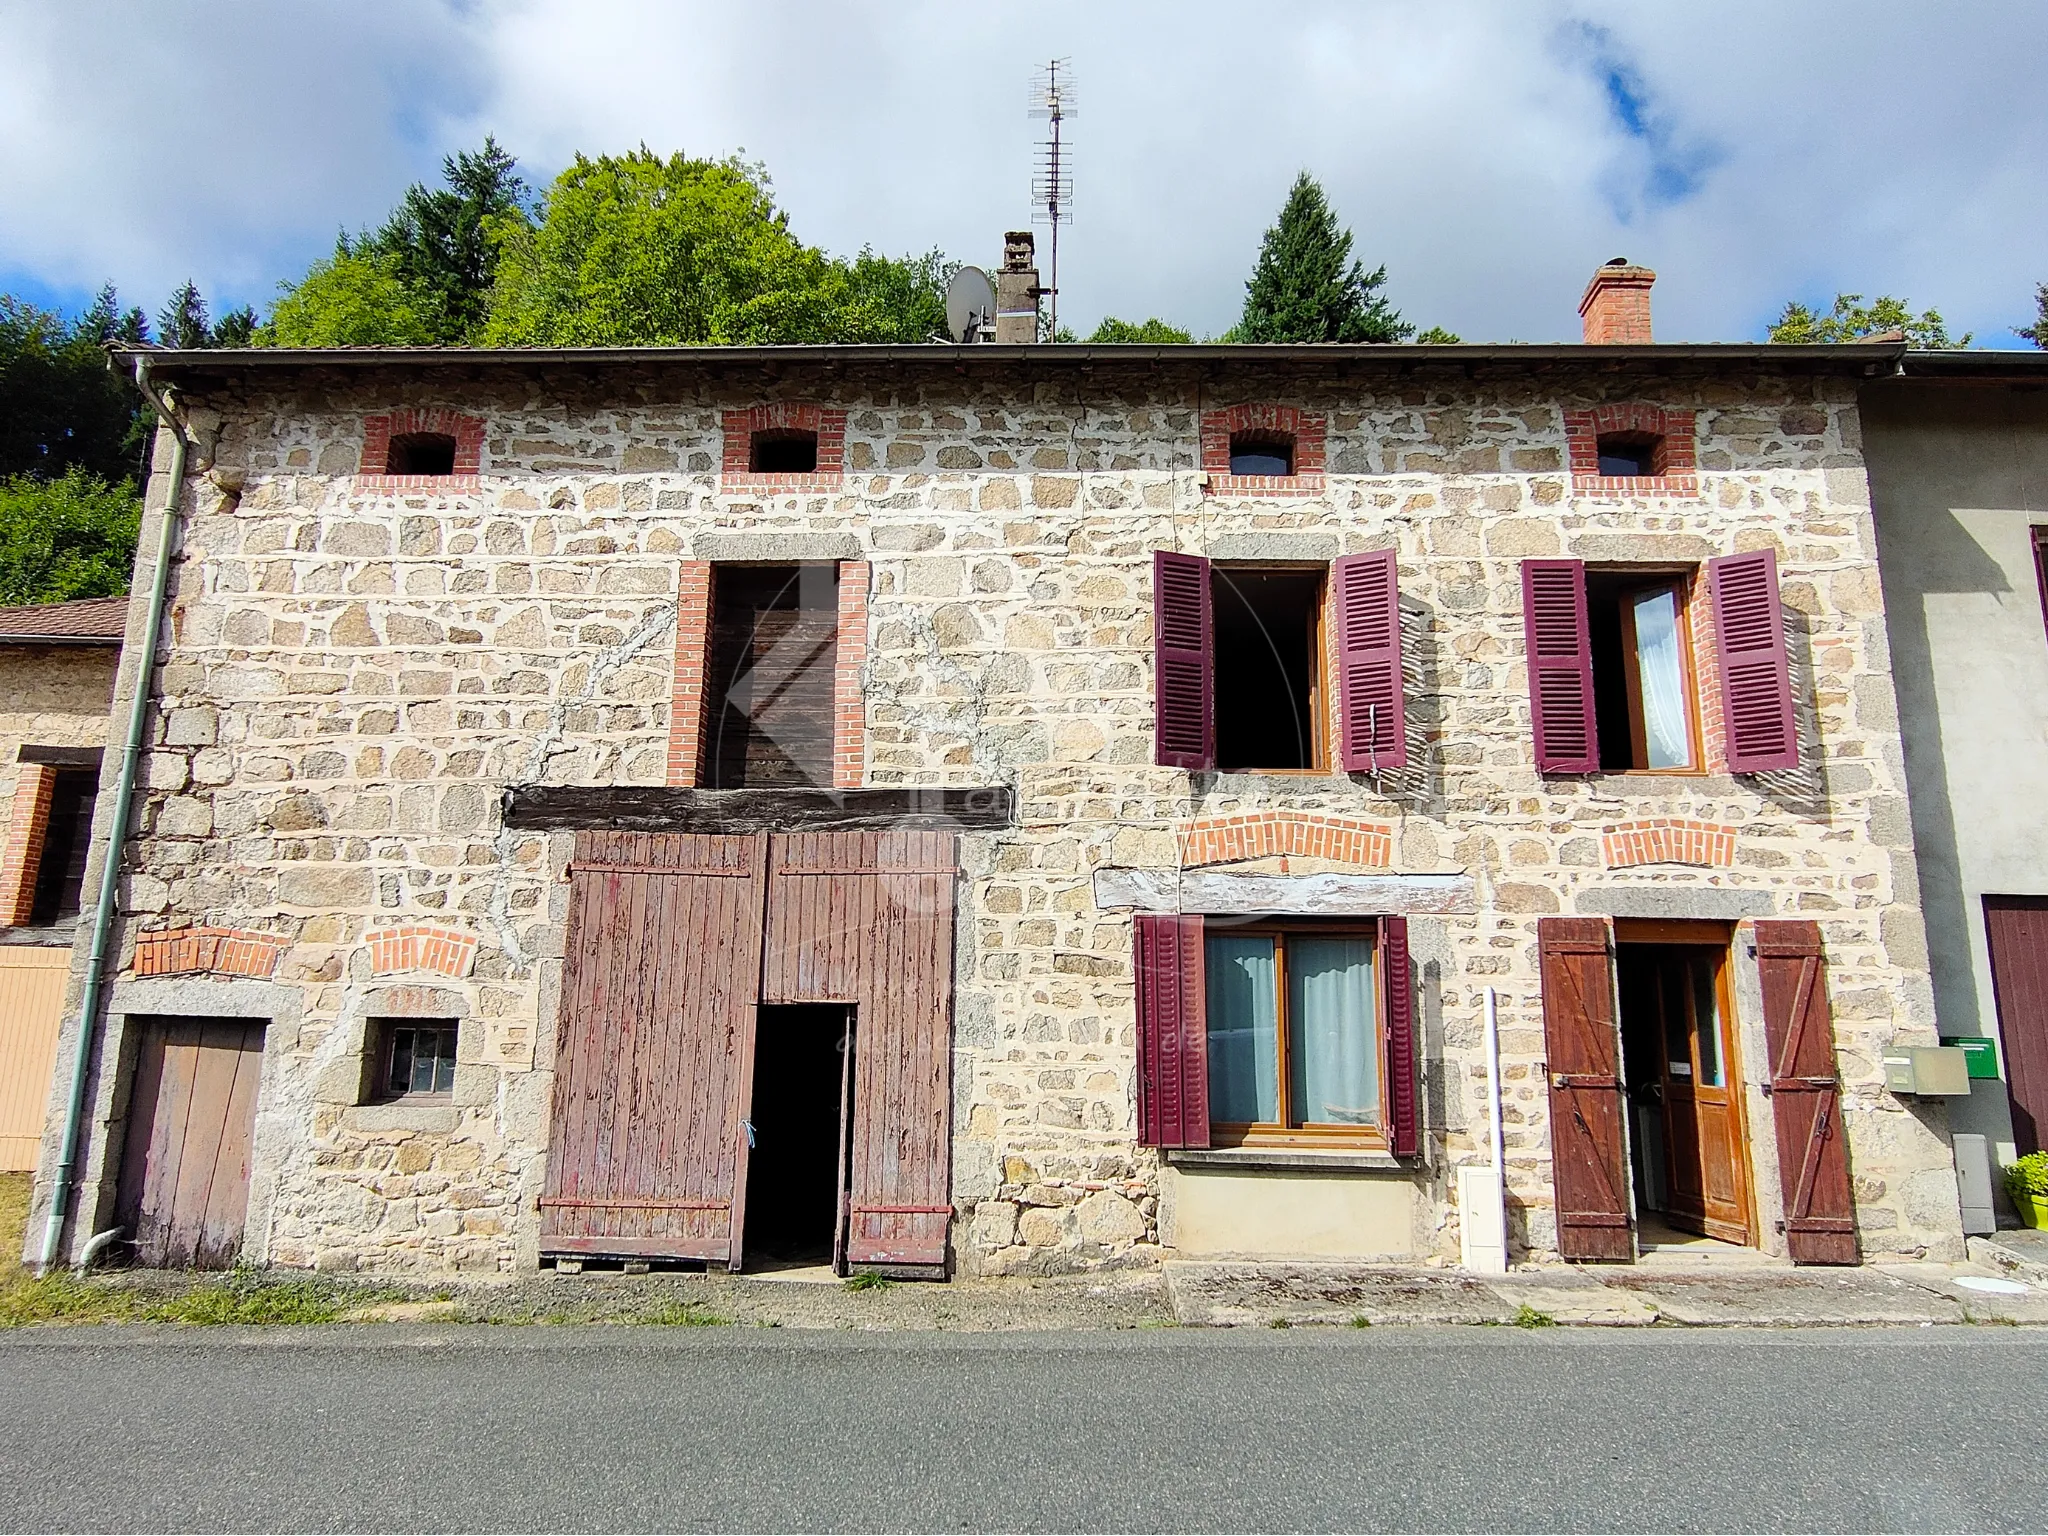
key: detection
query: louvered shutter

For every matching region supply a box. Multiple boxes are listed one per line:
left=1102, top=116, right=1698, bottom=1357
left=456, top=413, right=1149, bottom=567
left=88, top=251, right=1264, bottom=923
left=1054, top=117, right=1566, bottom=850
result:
left=1708, top=550, right=1799, bottom=772
left=1133, top=912, right=1209, bottom=1149
left=1754, top=920, right=1858, bottom=1264
left=1382, top=916, right=1419, bottom=1157
left=1153, top=551, right=1214, bottom=770
left=1537, top=916, right=1633, bottom=1260
left=1334, top=550, right=1407, bottom=770
left=1522, top=560, right=1598, bottom=773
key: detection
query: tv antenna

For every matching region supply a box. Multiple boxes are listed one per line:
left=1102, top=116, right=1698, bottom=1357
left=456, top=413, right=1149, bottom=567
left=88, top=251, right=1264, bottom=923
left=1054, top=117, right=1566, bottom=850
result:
left=1029, top=59, right=1074, bottom=340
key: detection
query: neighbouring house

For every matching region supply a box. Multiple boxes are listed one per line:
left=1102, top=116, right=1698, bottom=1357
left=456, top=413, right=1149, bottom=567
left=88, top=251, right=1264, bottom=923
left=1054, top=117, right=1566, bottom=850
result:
left=0, top=597, right=124, bottom=1170
left=1860, top=356, right=2048, bottom=1216
left=23, top=250, right=1972, bottom=1276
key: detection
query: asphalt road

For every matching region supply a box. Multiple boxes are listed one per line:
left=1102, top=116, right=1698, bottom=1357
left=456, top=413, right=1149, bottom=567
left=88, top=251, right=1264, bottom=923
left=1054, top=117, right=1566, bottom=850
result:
left=0, top=1326, right=2040, bottom=1532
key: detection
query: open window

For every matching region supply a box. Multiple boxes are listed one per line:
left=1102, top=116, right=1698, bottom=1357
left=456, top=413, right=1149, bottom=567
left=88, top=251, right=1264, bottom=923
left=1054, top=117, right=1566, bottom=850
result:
left=368, top=1019, right=458, bottom=1102
left=1596, top=431, right=1662, bottom=479
left=1213, top=566, right=1325, bottom=771
left=704, top=564, right=840, bottom=788
left=750, top=429, right=819, bottom=475
left=1523, top=552, right=1797, bottom=775
left=386, top=433, right=457, bottom=477
left=1134, top=913, right=1417, bottom=1154
left=1, top=760, right=100, bottom=928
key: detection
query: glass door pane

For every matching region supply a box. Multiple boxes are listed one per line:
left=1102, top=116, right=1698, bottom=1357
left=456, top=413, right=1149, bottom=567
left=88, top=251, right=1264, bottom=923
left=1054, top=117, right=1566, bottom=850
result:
left=1286, top=937, right=1378, bottom=1126
left=1689, top=955, right=1726, bottom=1087
left=1206, top=935, right=1279, bottom=1123
left=1630, top=587, right=1694, bottom=768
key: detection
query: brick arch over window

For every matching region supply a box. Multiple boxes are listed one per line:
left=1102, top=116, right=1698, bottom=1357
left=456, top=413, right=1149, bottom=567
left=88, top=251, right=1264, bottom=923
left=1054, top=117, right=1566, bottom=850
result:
left=133, top=925, right=289, bottom=979
left=366, top=925, right=478, bottom=979
left=1178, top=811, right=1392, bottom=869
left=1564, top=403, right=1697, bottom=497
left=721, top=403, right=847, bottom=493
left=1199, top=403, right=1327, bottom=497
left=1601, top=818, right=1737, bottom=869
left=356, top=409, right=485, bottom=491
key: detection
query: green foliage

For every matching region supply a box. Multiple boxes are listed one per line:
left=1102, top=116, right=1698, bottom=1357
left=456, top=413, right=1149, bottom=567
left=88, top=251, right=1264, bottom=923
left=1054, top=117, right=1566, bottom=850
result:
left=629, top=1300, right=729, bottom=1326
left=1768, top=293, right=1970, bottom=348
left=1349, top=1315, right=1372, bottom=1328
left=1414, top=325, right=1462, bottom=345
left=1236, top=172, right=1411, bottom=344
left=374, top=138, right=528, bottom=343
left=0, top=292, right=149, bottom=483
left=0, top=1266, right=410, bottom=1328
left=1086, top=316, right=1193, bottom=344
left=483, top=149, right=950, bottom=347
left=1511, top=1303, right=1556, bottom=1328
left=260, top=246, right=434, bottom=347
left=2017, top=283, right=2048, bottom=348
left=0, top=468, right=141, bottom=604
left=842, top=1269, right=893, bottom=1292
left=155, top=281, right=256, bottom=350
left=2004, top=1150, right=2048, bottom=1201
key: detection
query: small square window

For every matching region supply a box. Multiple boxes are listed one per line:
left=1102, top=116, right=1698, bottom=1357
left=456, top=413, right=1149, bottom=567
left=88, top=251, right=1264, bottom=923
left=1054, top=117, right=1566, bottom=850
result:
left=387, top=433, right=458, bottom=477
left=1228, top=432, right=1294, bottom=477
left=372, top=1019, right=458, bottom=1100
left=750, top=430, right=819, bottom=475
left=1596, top=431, right=1660, bottom=478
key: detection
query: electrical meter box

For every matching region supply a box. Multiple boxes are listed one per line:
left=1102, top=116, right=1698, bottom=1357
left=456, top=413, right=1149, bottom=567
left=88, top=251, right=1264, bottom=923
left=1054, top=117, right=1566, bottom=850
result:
left=1884, top=1045, right=1973, bottom=1096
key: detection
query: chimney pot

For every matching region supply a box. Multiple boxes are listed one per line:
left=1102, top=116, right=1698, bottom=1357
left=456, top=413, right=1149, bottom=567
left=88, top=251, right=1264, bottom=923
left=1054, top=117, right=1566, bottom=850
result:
left=1580, top=260, right=1656, bottom=345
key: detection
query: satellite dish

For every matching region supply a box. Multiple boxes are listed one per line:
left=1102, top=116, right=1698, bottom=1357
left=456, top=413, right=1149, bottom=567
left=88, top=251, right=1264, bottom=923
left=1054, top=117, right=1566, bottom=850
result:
left=946, top=266, right=997, bottom=343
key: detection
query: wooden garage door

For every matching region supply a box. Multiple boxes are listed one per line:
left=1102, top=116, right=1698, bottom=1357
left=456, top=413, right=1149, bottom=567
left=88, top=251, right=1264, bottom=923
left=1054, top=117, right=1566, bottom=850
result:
left=763, top=831, right=958, bottom=1270
left=541, top=831, right=767, bottom=1262
left=116, top=1017, right=266, bottom=1269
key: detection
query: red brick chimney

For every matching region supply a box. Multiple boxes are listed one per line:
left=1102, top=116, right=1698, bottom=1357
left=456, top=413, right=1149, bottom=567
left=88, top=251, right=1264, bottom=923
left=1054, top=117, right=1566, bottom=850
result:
left=1579, top=258, right=1656, bottom=344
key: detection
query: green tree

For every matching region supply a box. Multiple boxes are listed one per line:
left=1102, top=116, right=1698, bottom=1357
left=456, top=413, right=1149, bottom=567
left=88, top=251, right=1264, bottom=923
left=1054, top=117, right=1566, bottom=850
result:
left=1415, top=325, right=1462, bottom=344
left=154, top=280, right=256, bottom=349
left=1768, top=293, right=1970, bottom=348
left=483, top=149, right=949, bottom=346
left=0, top=468, right=141, bottom=604
left=2016, top=282, right=2048, bottom=348
left=0, top=293, right=148, bottom=483
left=374, top=137, right=527, bottom=343
left=1236, top=172, right=1411, bottom=343
left=1086, top=316, right=1193, bottom=344
left=260, top=241, right=434, bottom=346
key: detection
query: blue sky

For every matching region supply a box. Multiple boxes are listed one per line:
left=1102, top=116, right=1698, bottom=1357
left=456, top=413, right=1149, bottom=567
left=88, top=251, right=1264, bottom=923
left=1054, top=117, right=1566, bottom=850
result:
left=2, top=0, right=2042, bottom=345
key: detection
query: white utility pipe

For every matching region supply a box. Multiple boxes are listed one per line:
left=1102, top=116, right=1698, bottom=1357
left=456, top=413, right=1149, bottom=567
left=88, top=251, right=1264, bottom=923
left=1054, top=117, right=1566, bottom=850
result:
left=37, top=356, right=187, bottom=1274
left=1485, top=986, right=1505, bottom=1208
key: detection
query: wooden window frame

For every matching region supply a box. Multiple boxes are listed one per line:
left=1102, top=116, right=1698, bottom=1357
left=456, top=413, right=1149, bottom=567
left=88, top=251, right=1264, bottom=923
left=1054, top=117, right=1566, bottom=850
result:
left=1211, top=561, right=1332, bottom=776
left=1205, top=918, right=1389, bottom=1151
left=368, top=1018, right=459, bottom=1104
left=1594, top=564, right=1706, bottom=776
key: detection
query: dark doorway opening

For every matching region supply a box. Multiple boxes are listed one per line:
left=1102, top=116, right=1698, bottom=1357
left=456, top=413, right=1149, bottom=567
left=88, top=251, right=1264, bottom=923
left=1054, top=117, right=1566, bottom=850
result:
left=1615, top=929, right=1752, bottom=1246
left=1212, top=565, right=1325, bottom=772
left=742, top=1004, right=855, bottom=1271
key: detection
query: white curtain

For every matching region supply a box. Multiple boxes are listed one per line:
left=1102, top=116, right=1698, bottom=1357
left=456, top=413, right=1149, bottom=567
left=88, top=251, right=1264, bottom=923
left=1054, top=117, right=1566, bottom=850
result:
left=1632, top=588, right=1692, bottom=768
left=1288, top=937, right=1378, bottom=1125
left=1206, top=936, right=1279, bottom=1124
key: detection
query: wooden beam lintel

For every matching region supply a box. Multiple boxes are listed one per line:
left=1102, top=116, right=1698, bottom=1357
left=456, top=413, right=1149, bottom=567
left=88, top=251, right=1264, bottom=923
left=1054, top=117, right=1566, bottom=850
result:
left=504, top=784, right=1016, bottom=834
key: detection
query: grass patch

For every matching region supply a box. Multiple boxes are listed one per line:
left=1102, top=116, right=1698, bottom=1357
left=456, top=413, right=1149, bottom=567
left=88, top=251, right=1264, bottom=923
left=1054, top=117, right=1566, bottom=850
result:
left=842, top=1270, right=892, bottom=1293
left=1511, top=1303, right=1556, bottom=1329
left=0, top=1264, right=414, bottom=1328
left=1350, top=1315, right=1372, bottom=1328
left=1267, top=1317, right=1292, bottom=1329
left=0, top=1172, right=30, bottom=1273
left=630, top=1301, right=728, bottom=1327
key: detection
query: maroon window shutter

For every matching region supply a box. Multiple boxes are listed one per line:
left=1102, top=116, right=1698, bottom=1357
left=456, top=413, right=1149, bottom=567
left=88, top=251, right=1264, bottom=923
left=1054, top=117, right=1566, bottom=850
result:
left=1754, top=920, right=1858, bottom=1264
left=1709, top=550, right=1799, bottom=772
left=1381, top=916, right=1418, bottom=1157
left=1133, top=912, right=1209, bottom=1149
left=1153, top=551, right=1214, bottom=770
left=1522, top=560, right=1597, bottom=773
left=1334, top=550, right=1407, bottom=770
left=1537, top=916, right=1633, bottom=1260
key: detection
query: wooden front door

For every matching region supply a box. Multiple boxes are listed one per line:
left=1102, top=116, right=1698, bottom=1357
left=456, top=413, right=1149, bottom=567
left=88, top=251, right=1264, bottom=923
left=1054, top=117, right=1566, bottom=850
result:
left=763, top=831, right=958, bottom=1271
left=541, top=831, right=767, bottom=1264
left=115, top=1018, right=266, bottom=1269
left=1538, top=917, right=1634, bottom=1260
left=1985, top=896, right=2048, bottom=1155
left=1617, top=939, right=1752, bottom=1245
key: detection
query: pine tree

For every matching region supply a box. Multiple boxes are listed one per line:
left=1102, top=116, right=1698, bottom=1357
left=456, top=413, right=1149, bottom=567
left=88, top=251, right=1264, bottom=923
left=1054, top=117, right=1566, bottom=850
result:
left=1236, top=173, right=1411, bottom=344
left=2017, top=283, right=2048, bottom=348
left=375, top=137, right=528, bottom=343
left=156, top=280, right=211, bottom=349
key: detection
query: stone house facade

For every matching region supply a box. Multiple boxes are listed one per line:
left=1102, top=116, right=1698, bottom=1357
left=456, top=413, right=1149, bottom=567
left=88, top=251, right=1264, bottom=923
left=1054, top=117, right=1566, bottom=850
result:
left=24, top=269, right=1968, bottom=1276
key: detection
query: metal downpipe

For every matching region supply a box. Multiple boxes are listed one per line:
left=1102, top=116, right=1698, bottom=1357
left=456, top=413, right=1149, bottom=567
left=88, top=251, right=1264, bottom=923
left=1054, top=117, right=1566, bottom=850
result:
left=35, top=357, right=187, bottom=1274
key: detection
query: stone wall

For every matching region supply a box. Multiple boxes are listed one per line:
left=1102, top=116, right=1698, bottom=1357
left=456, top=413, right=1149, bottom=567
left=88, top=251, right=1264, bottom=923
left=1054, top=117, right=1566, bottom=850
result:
left=36, top=360, right=1962, bottom=1272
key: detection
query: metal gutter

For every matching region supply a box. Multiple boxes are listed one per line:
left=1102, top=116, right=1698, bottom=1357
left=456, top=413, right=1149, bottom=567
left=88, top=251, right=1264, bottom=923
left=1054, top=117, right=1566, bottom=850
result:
left=37, top=356, right=187, bottom=1274
left=113, top=340, right=1908, bottom=376
left=1885, top=349, right=2048, bottom=379
left=0, top=635, right=124, bottom=648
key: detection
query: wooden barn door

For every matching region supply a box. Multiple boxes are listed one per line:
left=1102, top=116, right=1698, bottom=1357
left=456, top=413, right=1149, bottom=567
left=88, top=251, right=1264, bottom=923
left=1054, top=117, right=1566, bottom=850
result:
left=764, top=830, right=958, bottom=1272
left=1538, top=917, right=1634, bottom=1260
left=115, top=1017, right=266, bottom=1269
left=541, top=831, right=767, bottom=1264
left=1755, top=920, right=1858, bottom=1264
left=1985, top=896, right=2048, bottom=1155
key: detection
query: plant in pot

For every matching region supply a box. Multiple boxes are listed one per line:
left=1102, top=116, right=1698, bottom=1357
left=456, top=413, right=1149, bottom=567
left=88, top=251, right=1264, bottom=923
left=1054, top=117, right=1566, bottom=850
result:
left=2004, top=1151, right=2048, bottom=1229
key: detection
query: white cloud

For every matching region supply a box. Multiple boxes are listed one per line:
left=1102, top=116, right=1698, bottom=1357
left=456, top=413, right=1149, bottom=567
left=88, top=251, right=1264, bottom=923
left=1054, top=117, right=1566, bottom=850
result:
left=2, top=0, right=2043, bottom=343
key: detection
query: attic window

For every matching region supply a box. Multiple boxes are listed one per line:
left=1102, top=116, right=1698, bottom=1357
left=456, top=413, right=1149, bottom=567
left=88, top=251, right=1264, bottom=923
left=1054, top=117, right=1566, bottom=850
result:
left=387, top=433, right=457, bottom=477
left=1596, top=431, right=1661, bottom=479
left=750, top=430, right=819, bottom=475
left=1229, top=432, right=1294, bottom=477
